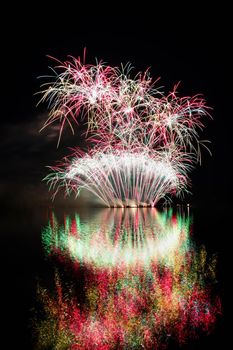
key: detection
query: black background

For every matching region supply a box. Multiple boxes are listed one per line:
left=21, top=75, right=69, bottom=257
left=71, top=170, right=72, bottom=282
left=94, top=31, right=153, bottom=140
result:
left=1, top=3, right=231, bottom=349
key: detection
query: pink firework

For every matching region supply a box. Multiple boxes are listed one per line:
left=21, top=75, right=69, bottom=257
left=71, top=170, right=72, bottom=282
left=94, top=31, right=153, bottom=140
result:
left=39, top=55, right=211, bottom=206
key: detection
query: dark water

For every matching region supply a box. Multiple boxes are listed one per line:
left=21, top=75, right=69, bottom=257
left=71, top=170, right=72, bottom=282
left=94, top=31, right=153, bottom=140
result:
left=2, top=205, right=227, bottom=349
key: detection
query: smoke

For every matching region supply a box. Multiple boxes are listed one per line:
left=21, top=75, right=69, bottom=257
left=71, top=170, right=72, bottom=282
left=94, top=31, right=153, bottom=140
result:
left=0, top=113, right=94, bottom=208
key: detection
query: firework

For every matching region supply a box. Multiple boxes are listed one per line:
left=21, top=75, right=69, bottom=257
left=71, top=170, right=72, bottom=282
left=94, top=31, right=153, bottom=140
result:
left=45, top=150, right=190, bottom=207
left=39, top=56, right=211, bottom=206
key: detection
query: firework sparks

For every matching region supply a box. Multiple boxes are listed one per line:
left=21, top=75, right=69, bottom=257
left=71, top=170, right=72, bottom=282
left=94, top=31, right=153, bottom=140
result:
left=45, top=150, right=189, bottom=207
left=39, top=56, right=211, bottom=206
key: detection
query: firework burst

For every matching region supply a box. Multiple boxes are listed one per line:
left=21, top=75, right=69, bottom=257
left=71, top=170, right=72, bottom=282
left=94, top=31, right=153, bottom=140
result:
left=39, top=55, right=211, bottom=206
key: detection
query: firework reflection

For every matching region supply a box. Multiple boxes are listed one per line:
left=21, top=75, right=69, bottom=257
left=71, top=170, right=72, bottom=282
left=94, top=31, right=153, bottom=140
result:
left=34, top=208, right=220, bottom=349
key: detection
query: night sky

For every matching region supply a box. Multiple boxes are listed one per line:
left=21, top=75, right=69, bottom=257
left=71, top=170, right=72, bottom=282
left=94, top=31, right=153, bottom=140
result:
left=1, top=4, right=231, bottom=349
left=1, top=4, right=231, bottom=209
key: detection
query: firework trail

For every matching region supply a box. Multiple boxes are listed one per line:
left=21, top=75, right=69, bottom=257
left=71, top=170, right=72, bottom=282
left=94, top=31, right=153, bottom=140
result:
left=39, top=56, right=211, bottom=206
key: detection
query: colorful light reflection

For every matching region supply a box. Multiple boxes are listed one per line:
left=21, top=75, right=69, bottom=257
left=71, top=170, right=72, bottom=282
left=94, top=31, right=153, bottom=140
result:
left=34, top=209, right=221, bottom=349
left=43, top=208, right=190, bottom=268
